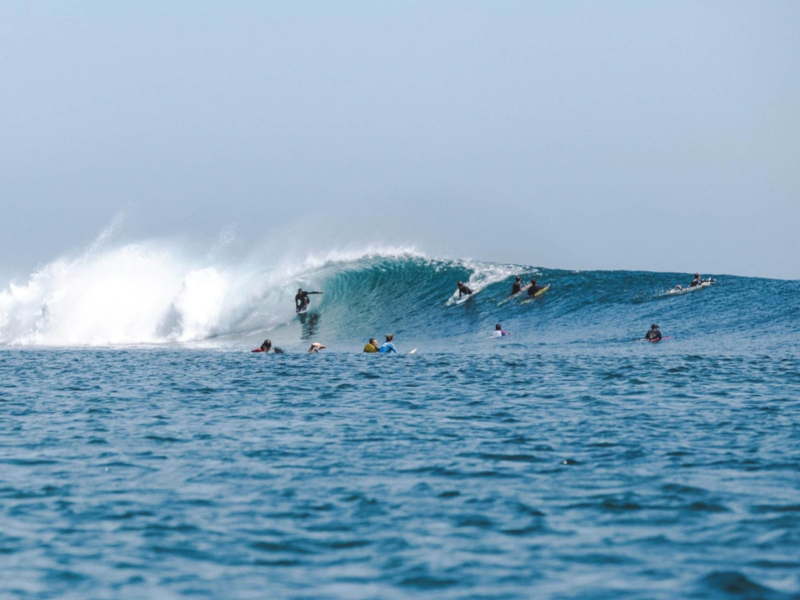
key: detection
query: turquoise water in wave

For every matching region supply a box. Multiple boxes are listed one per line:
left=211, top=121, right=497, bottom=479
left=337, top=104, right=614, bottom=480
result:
left=1, top=256, right=799, bottom=599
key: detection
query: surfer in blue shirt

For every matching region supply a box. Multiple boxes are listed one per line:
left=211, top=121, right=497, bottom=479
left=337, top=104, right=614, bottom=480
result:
left=379, top=334, right=398, bottom=353
left=493, top=324, right=511, bottom=337
left=457, top=281, right=473, bottom=297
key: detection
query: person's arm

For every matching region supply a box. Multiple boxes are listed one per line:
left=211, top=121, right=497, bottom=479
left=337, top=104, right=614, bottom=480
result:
left=389, top=344, right=398, bottom=353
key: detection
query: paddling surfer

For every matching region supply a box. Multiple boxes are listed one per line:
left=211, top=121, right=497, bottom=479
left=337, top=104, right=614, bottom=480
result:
left=645, top=324, right=662, bottom=341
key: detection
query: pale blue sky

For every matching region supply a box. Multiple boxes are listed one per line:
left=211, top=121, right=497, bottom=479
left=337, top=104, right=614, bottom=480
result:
left=1, top=1, right=798, bottom=280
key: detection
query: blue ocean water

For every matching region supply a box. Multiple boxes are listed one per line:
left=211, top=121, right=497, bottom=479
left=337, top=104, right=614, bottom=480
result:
left=1, top=254, right=799, bottom=599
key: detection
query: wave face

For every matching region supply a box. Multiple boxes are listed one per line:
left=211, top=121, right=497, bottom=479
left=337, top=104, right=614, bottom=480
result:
left=1, top=240, right=798, bottom=350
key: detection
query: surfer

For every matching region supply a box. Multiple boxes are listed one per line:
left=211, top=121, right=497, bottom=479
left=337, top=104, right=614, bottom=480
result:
left=307, top=342, right=327, bottom=354
left=493, top=324, right=511, bottom=337
left=295, top=288, right=323, bottom=313
left=645, top=324, right=662, bottom=341
left=252, top=339, right=284, bottom=354
left=511, top=276, right=522, bottom=295
left=252, top=339, right=272, bottom=353
left=379, top=334, right=398, bottom=354
left=363, top=338, right=379, bottom=353
left=690, top=274, right=702, bottom=288
left=457, top=281, right=473, bottom=297
left=527, top=278, right=544, bottom=296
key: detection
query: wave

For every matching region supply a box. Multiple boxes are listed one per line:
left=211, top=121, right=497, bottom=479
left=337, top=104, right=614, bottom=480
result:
left=1, top=232, right=798, bottom=349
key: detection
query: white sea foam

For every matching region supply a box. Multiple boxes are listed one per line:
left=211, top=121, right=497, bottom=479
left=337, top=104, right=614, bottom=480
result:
left=0, top=228, right=424, bottom=346
left=445, top=260, right=533, bottom=305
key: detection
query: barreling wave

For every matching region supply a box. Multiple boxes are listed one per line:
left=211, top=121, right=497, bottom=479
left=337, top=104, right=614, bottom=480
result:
left=1, top=233, right=798, bottom=350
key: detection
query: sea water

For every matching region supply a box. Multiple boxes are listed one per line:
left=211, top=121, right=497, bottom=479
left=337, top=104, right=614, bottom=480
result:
left=1, top=250, right=799, bottom=599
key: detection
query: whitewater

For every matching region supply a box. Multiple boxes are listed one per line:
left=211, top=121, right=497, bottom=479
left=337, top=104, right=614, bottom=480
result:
left=1, top=231, right=799, bottom=600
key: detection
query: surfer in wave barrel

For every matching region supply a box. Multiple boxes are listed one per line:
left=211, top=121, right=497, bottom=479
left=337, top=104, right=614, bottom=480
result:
left=457, top=281, right=473, bottom=297
left=295, top=288, right=323, bottom=313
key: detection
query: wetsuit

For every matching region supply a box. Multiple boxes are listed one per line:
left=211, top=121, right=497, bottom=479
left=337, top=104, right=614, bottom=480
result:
left=493, top=330, right=510, bottom=337
left=690, top=278, right=702, bottom=288
left=379, top=342, right=398, bottom=354
left=511, top=282, right=522, bottom=295
left=645, top=329, right=662, bottom=341
left=363, top=343, right=378, bottom=353
left=458, top=285, right=473, bottom=297
left=528, top=285, right=543, bottom=296
left=295, top=291, right=322, bottom=312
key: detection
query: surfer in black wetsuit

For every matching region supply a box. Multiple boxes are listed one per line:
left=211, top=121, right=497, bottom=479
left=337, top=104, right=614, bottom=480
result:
left=645, top=324, right=662, bottom=341
left=511, top=276, right=522, bottom=295
left=295, top=288, right=323, bottom=313
left=690, top=274, right=702, bottom=287
left=527, top=278, right=544, bottom=296
left=457, top=281, right=473, bottom=297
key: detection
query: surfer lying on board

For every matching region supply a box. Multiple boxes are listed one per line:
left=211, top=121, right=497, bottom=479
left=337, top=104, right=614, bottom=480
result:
left=295, top=288, right=323, bottom=313
left=457, top=281, right=473, bottom=297
left=527, top=278, right=545, bottom=296
left=493, top=324, right=511, bottom=337
left=252, top=339, right=284, bottom=354
left=363, top=338, right=379, bottom=353
left=645, top=324, right=662, bottom=341
left=307, top=342, right=327, bottom=354
left=379, top=334, right=398, bottom=354
left=511, top=276, right=522, bottom=295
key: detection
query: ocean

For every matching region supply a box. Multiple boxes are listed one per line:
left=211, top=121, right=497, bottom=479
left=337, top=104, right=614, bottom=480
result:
left=1, top=249, right=799, bottom=599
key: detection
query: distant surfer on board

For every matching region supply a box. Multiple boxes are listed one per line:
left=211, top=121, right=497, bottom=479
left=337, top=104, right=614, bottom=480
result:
left=363, top=338, right=379, bottom=353
left=252, top=339, right=284, bottom=354
left=511, top=276, right=522, bottom=295
left=690, top=274, right=703, bottom=288
left=295, top=288, right=323, bottom=313
left=307, top=342, right=327, bottom=354
left=379, top=334, right=398, bottom=354
left=493, top=324, right=511, bottom=337
left=645, top=324, right=662, bottom=341
left=527, top=278, right=545, bottom=296
left=457, top=281, right=473, bottom=297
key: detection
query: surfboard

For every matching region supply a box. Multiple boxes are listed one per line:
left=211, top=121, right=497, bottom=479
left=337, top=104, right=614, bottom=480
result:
left=644, top=336, right=673, bottom=343
left=520, top=284, right=551, bottom=304
left=408, top=348, right=417, bottom=354
left=497, top=284, right=531, bottom=306
left=667, top=280, right=716, bottom=295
